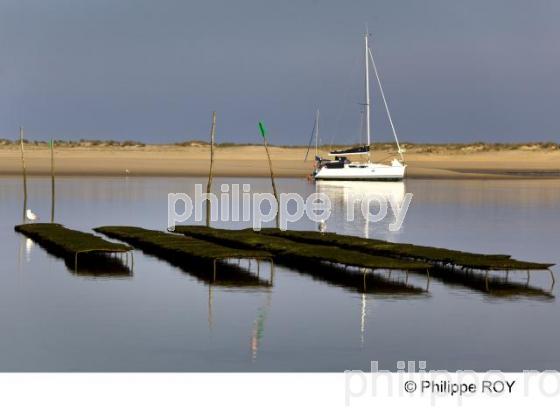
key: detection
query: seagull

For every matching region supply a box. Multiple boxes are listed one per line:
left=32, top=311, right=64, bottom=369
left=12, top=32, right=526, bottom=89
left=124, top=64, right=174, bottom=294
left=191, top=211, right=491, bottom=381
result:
left=318, top=219, right=327, bottom=233
left=26, top=209, right=38, bottom=221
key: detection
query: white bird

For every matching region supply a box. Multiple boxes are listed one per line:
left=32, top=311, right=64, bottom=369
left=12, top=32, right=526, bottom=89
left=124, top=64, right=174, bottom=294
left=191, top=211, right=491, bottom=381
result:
left=318, top=219, right=327, bottom=233
left=26, top=209, right=38, bottom=221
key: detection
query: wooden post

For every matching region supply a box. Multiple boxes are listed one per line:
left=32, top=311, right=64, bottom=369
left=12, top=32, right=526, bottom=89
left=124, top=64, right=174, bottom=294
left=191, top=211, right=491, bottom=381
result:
left=269, top=258, right=275, bottom=286
left=50, top=139, right=55, bottom=223
left=264, top=140, right=280, bottom=229
left=263, top=138, right=279, bottom=204
left=20, top=127, right=28, bottom=223
left=206, top=112, right=216, bottom=226
left=208, top=283, right=214, bottom=331
left=259, top=122, right=280, bottom=229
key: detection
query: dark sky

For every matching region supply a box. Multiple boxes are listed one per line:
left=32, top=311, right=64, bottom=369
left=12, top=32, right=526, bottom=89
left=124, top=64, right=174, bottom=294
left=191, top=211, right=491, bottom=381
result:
left=1, top=0, right=559, bottom=144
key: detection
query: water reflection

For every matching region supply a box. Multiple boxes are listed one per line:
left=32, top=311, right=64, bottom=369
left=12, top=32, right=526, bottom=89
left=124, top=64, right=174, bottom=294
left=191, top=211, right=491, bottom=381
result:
left=315, top=180, right=554, bottom=299
left=2, top=176, right=558, bottom=371
left=15, top=235, right=132, bottom=278
left=430, top=266, right=554, bottom=300
left=316, top=180, right=406, bottom=239
left=203, top=262, right=273, bottom=362
left=138, top=248, right=273, bottom=289
left=360, top=293, right=367, bottom=347
left=251, top=292, right=272, bottom=362
left=282, top=260, right=427, bottom=296
left=25, top=238, right=33, bottom=262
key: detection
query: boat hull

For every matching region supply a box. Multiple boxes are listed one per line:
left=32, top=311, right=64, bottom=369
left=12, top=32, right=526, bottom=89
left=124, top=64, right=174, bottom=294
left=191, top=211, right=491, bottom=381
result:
left=314, top=163, right=406, bottom=181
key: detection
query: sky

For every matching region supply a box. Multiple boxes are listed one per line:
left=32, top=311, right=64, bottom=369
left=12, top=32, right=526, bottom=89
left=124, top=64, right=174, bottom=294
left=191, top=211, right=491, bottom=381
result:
left=1, top=0, right=559, bottom=145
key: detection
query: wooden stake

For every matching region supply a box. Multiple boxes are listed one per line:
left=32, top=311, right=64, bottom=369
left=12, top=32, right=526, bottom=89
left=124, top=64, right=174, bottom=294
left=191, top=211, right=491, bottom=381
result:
left=206, top=112, right=216, bottom=226
left=19, top=127, right=28, bottom=223
left=50, top=139, right=55, bottom=223
left=262, top=135, right=280, bottom=229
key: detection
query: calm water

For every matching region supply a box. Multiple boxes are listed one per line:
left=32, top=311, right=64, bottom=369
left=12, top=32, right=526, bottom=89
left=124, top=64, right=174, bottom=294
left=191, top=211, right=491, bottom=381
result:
left=0, top=176, right=559, bottom=371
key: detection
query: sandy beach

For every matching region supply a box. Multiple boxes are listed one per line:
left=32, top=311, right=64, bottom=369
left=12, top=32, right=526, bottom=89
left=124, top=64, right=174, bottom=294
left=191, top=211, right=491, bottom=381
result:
left=1, top=143, right=559, bottom=179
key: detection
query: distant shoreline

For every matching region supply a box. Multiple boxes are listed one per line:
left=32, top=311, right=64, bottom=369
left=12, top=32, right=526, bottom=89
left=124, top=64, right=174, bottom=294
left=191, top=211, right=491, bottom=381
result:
left=1, top=143, right=559, bottom=180
left=2, top=139, right=559, bottom=151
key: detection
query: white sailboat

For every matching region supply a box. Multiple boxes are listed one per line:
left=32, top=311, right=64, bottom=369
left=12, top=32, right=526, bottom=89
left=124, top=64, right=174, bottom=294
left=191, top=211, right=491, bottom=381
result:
left=314, top=32, right=406, bottom=181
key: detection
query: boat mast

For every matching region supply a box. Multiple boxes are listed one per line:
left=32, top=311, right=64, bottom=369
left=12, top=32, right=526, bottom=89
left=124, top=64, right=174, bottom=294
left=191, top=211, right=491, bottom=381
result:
left=314, top=109, right=319, bottom=157
left=364, top=32, right=371, bottom=162
left=368, top=46, right=405, bottom=162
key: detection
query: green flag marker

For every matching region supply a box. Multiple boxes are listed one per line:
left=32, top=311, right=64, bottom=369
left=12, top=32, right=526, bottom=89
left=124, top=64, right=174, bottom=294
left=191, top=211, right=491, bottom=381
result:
left=258, top=121, right=266, bottom=138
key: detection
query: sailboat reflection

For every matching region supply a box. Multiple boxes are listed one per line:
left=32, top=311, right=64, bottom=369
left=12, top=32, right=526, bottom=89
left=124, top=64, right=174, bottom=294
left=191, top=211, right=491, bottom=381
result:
left=316, top=180, right=407, bottom=239
left=316, top=181, right=553, bottom=299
